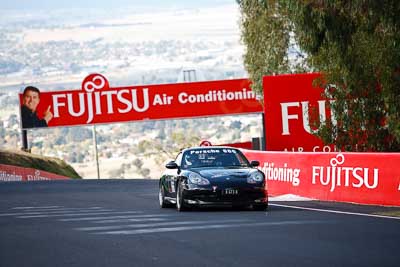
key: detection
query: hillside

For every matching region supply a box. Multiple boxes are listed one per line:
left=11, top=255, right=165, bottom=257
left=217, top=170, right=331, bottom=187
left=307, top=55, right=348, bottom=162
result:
left=0, top=149, right=81, bottom=179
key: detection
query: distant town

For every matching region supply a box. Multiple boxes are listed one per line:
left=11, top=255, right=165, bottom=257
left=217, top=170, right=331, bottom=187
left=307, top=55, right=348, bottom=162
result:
left=0, top=3, right=262, bottom=178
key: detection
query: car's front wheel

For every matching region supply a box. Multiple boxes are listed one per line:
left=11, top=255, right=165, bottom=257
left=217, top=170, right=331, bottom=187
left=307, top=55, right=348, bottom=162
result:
left=176, top=181, right=188, bottom=212
left=159, top=185, right=170, bottom=208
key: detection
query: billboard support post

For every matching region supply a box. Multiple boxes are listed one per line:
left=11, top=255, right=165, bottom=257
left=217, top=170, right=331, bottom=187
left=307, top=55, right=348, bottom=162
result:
left=21, top=129, right=28, bottom=152
left=92, top=125, right=100, bottom=179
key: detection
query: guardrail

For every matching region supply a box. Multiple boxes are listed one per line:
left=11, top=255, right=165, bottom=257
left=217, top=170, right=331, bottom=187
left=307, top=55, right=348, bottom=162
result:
left=242, top=150, right=400, bottom=207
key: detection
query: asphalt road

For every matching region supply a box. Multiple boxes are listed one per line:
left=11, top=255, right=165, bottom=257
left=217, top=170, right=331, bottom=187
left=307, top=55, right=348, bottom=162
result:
left=0, top=179, right=399, bottom=267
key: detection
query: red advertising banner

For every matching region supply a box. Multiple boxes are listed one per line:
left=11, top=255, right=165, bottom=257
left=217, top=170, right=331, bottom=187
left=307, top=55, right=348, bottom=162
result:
left=263, top=73, right=335, bottom=152
left=0, top=164, right=71, bottom=181
left=19, top=74, right=263, bottom=129
left=242, top=150, right=400, bottom=207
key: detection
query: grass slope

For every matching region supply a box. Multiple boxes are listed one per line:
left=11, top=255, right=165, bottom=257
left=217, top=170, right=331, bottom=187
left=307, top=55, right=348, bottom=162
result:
left=0, top=149, right=81, bottom=179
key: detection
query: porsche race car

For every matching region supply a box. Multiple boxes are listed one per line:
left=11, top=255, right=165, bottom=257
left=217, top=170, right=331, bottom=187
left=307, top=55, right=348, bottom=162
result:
left=158, top=146, right=268, bottom=211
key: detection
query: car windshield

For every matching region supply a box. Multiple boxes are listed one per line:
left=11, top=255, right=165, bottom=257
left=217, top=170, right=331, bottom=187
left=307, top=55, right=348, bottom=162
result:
left=181, top=148, right=250, bottom=169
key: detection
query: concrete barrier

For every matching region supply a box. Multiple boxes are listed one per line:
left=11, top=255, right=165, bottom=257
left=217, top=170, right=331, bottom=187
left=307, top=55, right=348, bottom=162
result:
left=0, top=164, right=71, bottom=181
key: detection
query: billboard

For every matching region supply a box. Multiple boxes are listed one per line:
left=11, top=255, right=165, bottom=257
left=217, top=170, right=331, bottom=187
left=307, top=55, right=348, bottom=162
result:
left=19, top=74, right=263, bottom=129
left=263, top=73, right=335, bottom=152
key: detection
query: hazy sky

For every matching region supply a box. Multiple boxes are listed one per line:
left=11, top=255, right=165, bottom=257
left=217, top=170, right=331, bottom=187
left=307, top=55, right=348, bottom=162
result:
left=0, top=0, right=234, bottom=9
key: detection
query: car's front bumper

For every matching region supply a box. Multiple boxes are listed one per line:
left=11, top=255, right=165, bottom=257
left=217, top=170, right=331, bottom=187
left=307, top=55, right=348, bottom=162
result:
left=182, top=186, right=268, bottom=207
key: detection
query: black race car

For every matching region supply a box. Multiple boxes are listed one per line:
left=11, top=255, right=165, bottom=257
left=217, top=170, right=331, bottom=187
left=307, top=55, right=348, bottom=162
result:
left=158, top=146, right=268, bottom=211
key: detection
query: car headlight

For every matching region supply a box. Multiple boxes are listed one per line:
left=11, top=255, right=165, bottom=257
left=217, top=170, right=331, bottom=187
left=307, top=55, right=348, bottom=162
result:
left=247, top=171, right=264, bottom=184
left=188, top=173, right=210, bottom=185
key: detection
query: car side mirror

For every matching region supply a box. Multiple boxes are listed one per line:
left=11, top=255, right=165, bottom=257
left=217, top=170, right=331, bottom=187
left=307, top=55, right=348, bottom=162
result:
left=165, top=161, right=178, bottom=169
left=250, top=160, right=260, bottom=167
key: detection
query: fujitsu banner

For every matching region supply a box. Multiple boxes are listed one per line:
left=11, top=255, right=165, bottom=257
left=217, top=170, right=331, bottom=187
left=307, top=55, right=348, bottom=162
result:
left=242, top=150, right=400, bottom=207
left=0, top=164, right=70, bottom=181
left=263, top=73, right=335, bottom=152
left=19, top=74, right=263, bottom=129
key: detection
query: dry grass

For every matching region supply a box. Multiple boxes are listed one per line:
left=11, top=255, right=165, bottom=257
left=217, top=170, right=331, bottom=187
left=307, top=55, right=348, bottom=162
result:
left=0, top=149, right=81, bottom=179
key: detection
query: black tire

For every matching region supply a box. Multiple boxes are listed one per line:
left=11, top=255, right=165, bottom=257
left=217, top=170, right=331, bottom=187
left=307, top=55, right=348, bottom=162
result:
left=253, top=204, right=268, bottom=211
left=159, top=185, right=170, bottom=208
left=176, top=181, right=188, bottom=212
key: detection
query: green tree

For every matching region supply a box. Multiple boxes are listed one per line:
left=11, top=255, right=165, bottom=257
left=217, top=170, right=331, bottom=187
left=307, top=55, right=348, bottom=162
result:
left=237, top=0, right=400, bottom=151
left=139, top=168, right=150, bottom=178
left=238, top=0, right=294, bottom=95
left=133, top=158, right=144, bottom=169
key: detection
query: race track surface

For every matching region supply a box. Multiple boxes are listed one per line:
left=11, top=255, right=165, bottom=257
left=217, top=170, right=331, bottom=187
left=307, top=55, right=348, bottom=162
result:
left=0, top=179, right=399, bottom=267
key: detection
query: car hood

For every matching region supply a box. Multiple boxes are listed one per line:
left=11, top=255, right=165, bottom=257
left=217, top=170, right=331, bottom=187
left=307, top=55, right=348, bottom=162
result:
left=196, top=168, right=252, bottom=180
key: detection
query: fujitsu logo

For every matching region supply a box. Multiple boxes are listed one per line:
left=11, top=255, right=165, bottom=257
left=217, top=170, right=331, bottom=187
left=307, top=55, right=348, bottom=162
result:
left=312, top=154, right=379, bottom=192
left=280, top=100, right=336, bottom=135
left=52, top=74, right=150, bottom=123
left=27, top=170, right=50, bottom=181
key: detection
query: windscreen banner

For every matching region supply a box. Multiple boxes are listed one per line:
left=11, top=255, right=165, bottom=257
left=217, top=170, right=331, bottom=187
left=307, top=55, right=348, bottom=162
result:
left=19, top=74, right=263, bottom=129
left=242, top=150, right=400, bottom=207
left=263, top=73, right=336, bottom=152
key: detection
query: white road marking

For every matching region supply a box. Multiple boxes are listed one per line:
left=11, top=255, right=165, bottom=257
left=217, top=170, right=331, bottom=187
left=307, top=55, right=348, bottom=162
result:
left=12, top=207, right=105, bottom=212
left=270, top=203, right=400, bottom=220
left=0, top=209, right=112, bottom=217
left=92, top=217, right=168, bottom=224
left=11, top=206, right=63, bottom=210
left=96, top=220, right=327, bottom=235
left=76, top=219, right=250, bottom=231
left=59, top=213, right=160, bottom=222
left=94, top=216, right=175, bottom=224
left=17, top=211, right=143, bottom=219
